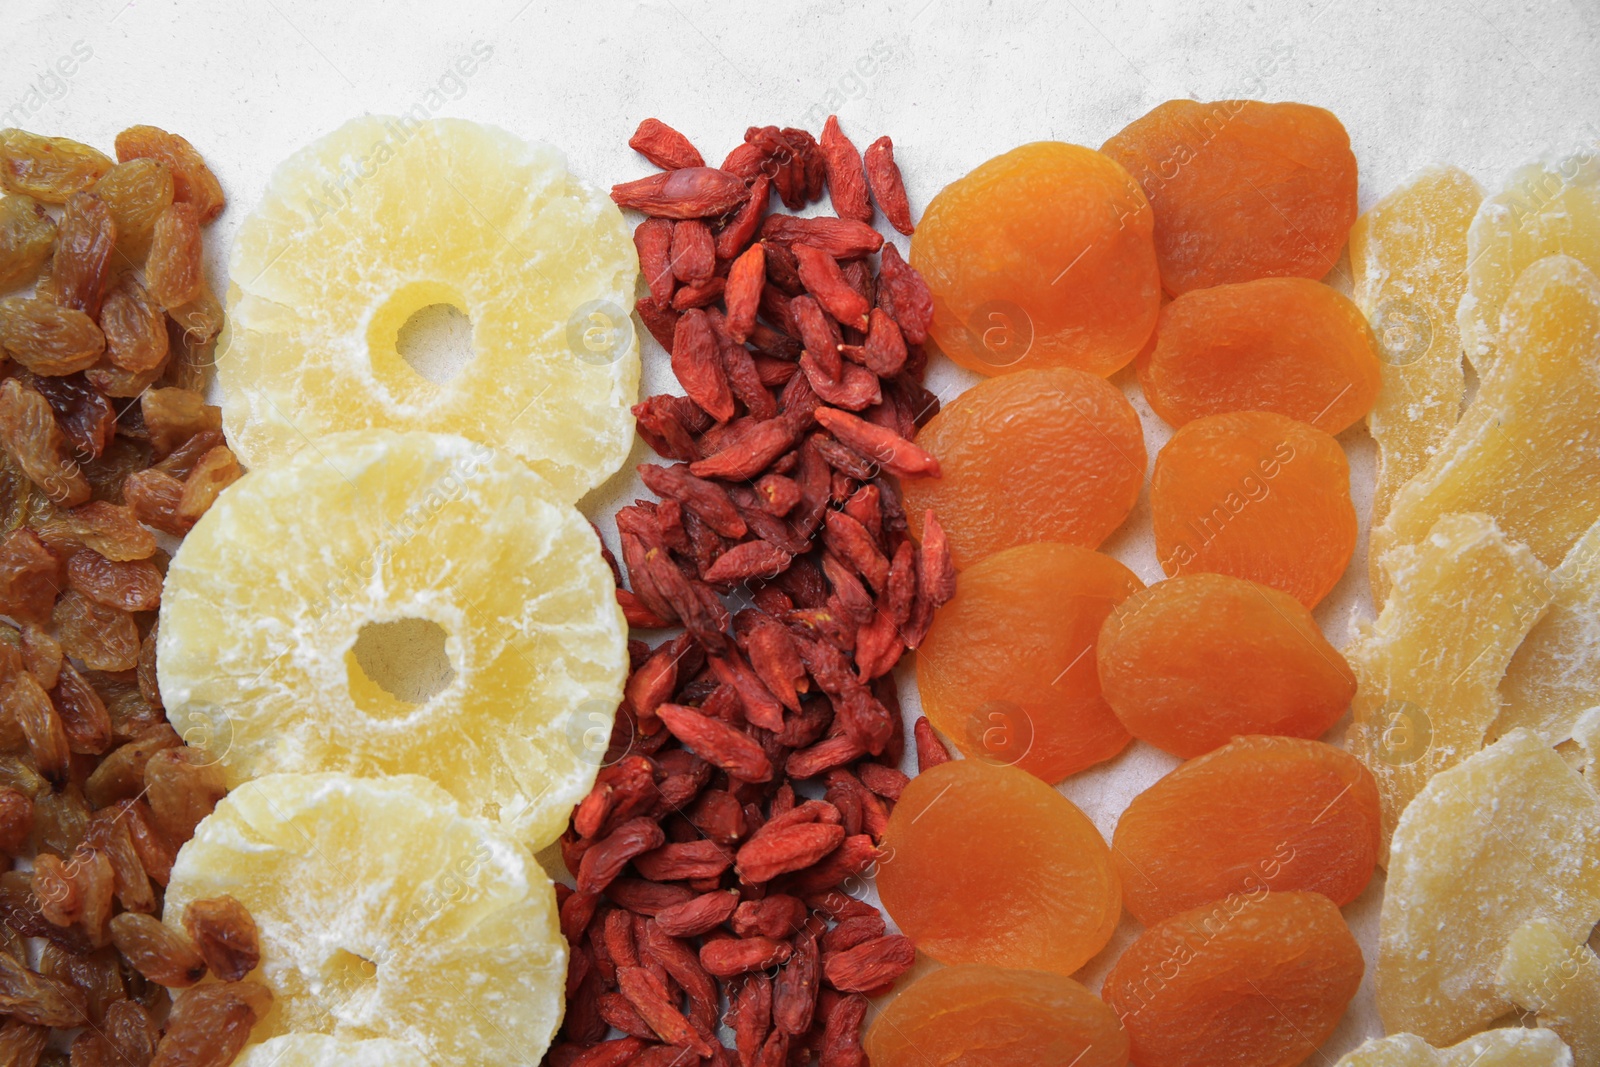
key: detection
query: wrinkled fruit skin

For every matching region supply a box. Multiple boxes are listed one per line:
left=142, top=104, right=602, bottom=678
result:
left=903, top=367, right=1145, bottom=567
left=1113, top=736, right=1381, bottom=924
left=877, top=759, right=1120, bottom=976
left=912, top=141, right=1160, bottom=377
left=1101, top=890, right=1364, bottom=1067
left=1102, top=99, right=1359, bottom=295
left=865, top=964, right=1130, bottom=1067
left=1137, top=277, right=1382, bottom=434
left=1097, top=572, right=1355, bottom=757
left=918, top=541, right=1141, bottom=781
left=1151, top=410, right=1356, bottom=608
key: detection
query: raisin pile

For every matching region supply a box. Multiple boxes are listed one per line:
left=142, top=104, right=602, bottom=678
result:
left=0, top=125, right=266, bottom=1066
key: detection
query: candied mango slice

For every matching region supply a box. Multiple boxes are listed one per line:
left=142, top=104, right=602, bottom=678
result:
left=877, top=759, right=1120, bottom=976
left=1101, top=890, right=1362, bottom=1067
left=1335, top=1030, right=1572, bottom=1067
left=1378, top=728, right=1600, bottom=1044
left=1494, top=517, right=1600, bottom=746
left=1460, top=156, right=1600, bottom=372
left=1499, top=918, right=1600, bottom=1065
left=917, top=541, right=1143, bottom=781
left=864, top=965, right=1129, bottom=1067
left=1348, top=512, right=1552, bottom=858
left=910, top=141, right=1161, bottom=377
left=1371, top=255, right=1600, bottom=600
left=1137, top=277, right=1381, bottom=433
left=1349, top=166, right=1483, bottom=537
left=1098, top=573, right=1356, bottom=758
left=902, top=367, right=1145, bottom=567
left=1113, top=736, right=1381, bottom=925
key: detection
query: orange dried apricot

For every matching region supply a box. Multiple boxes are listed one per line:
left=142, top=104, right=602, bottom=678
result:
left=1097, top=573, right=1355, bottom=757
left=1102, top=99, right=1358, bottom=295
left=902, top=367, right=1145, bottom=567
left=917, top=541, right=1143, bottom=782
left=1151, top=410, right=1355, bottom=608
left=1102, top=890, right=1363, bottom=1067
left=1137, top=277, right=1381, bottom=433
left=1112, top=736, right=1381, bottom=925
left=865, top=964, right=1130, bottom=1067
left=911, top=142, right=1160, bottom=377
left=877, top=759, right=1120, bottom=976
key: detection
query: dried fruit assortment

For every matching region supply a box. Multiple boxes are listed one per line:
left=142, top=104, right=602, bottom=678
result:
left=0, top=123, right=272, bottom=1062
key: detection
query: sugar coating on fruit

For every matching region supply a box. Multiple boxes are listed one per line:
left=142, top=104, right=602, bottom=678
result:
left=1348, top=512, right=1552, bottom=859
left=1372, top=255, right=1600, bottom=600
left=1113, top=736, right=1380, bottom=925
left=1459, top=155, right=1600, bottom=373
left=1098, top=573, right=1355, bottom=758
left=1101, top=890, right=1363, bottom=1067
left=1378, top=728, right=1600, bottom=1045
left=166, top=773, right=565, bottom=1067
left=234, top=1034, right=430, bottom=1067
left=901, top=367, right=1145, bottom=566
left=219, top=116, right=640, bottom=502
left=1150, top=409, right=1356, bottom=608
left=1101, top=99, right=1358, bottom=295
left=158, top=430, right=627, bottom=849
left=1137, top=277, right=1381, bottom=433
left=877, top=759, right=1120, bottom=976
left=1334, top=1030, right=1573, bottom=1067
left=1498, top=918, right=1600, bottom=1065
left=917, top=541, right=1142, bottom=782
left=910, top=141, right=1160, bottom=377
left=863, top=964, right=1129, bottom=1067
left=1349, top=166, right=1482, bottom=539
left=1494, top=517, right=1600, bottom=747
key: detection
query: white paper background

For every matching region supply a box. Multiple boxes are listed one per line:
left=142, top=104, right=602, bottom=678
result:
left=4, top=0, right=1598, bottom=1059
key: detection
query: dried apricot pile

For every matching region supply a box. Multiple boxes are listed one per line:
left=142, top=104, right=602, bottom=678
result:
left=901, top=367, right=1145, bottom=567
left=877, top=759, right=1120, bottom=976
left=1151, top=409, right=1356, bottom=607
left=917, top=541, right=1143, bottom=781
left=1137, top=276, right=1382, bottom=433
left=1102, top=890, right=1363, bottom=1067
left=1098, top=573, right=1355, bottom=757
left=1113, top=736, right=1381, bottom=924
left=865, top=964, right=1129, bottom=1067
left=911, top=141, right=1160, bottom=377
left=1102, top=99, right=1358, bottom=294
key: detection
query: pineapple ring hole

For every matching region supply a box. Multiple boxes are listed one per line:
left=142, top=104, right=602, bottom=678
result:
left=394, top=302, right=475, bottom=385
left=347, top=618, right=457, bottom=713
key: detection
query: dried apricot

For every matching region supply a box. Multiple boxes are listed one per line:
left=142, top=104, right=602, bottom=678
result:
left=0, top=130, right=112, bottom=204
left=877, top=759, right=1120, bottom=975
left=901, top=368, right=1144, bottom=566
left=1151, top=409, right=1355, bottom=608
left=1098, top=572, right=1354, bottom=757
left=910, top=141, right=1159, bottom=377
left=864, top=964, right=1129, bottom=1067
left=0, top=194, right=56, bottom=293
left=1138, top=277, right=1381, bottom=433
left=1102, top=99, right=1358, bottom=294
left=917, top=541, right=1142, bottom=781
left=1113, top=736, right=1380, bottom=924
left=1102, top=890, right=1363, bottom=1067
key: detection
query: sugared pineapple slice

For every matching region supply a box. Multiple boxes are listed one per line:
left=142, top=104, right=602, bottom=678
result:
left=219, top=116, right=639, bottom=502
left=235, top=1035, right=428, bottom=1066
left=1499, top=918, right=1600, bottom=1065
left=157, top=430, right=626, bottom=848
left=1335, top=1030, right=1572, bottom=1067
left=166, top=774, right=564, bottom=1067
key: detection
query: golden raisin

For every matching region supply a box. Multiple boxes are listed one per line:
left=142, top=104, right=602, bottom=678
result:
left=100, top=274, right=170, bottom=374
left=0, top=129, right=112, bottom=204
left=145, top=203, right=203, bottom=309
left=0, top=378, right=91, bottom=506
left=42, top=192, right=117, bottom=318
left=0, top=194, right=57, bottom=293
left=113, top=126, right=225, bottom=224
left=92, top=157, right=173, bottom=264
left=0, top=297, right=105, bottom=377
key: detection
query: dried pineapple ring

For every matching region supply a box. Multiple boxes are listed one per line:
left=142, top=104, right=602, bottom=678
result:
left=158, top=430, right=627, bottom=848
left=1334, top=1030, right=1572, bottom=1067
left=166, top=774, right=564, bottom=1067
left=219, top=116, right=639, bottom=502
left=235, top=1035, right=428, bottom=1067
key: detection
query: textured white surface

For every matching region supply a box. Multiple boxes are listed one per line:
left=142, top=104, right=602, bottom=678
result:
left=4, top=0, right=1598, bottom=1057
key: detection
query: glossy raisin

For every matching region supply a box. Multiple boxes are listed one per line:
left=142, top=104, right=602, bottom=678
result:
left=67, top=551, right=162, bottom=612
left=176, top=446, right=240, bottom=523
left=53, top=589, right=140, bottom=672
left=93, top=158, right=173, bottom=263
left=144, top=747, right=226, bottom=845
left=25, top=372, right=114, bottom=462
left=145, top=204, right=202, bottom=309
left=0, top=528, right=63, bottom=623
left=43, top=192, right=116, bottom=317
left=0, top=194, right=57, bottom=293
left=108, top=912, right=206, bottom=988
left=113, top=127, right=225, bottom=224
left=122, top=469, right=188, bottom=536
left=100, top=275, right=169, bottom=374
left=36, top=501, right=157, bottom=561
left=53, top=661, right=114, bottom=756
left=139, top=388, right=219, bottom=456
left=3, top=671, right=70, bottom=784
left=0, top=130, right=112, bottom=204
left=183, top=897, right=260, bottom=982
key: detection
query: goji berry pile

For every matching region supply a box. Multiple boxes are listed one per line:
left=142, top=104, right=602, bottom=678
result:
left=548, top=116, right=957, bottom=1067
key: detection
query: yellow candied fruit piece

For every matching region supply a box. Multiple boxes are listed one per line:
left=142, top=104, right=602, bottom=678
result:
left=1349, top=166, right=1482, bottom=543
left=1498, top=918, right=1600, bottom=1065
left=1371, top=255, right=1600, bottom=601
left=1378, top=728, right=1600, bottom=1045
left=1348, top=512, right=1552, bottom=858
left=1334, top=1030, right=1572, bottom=1067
